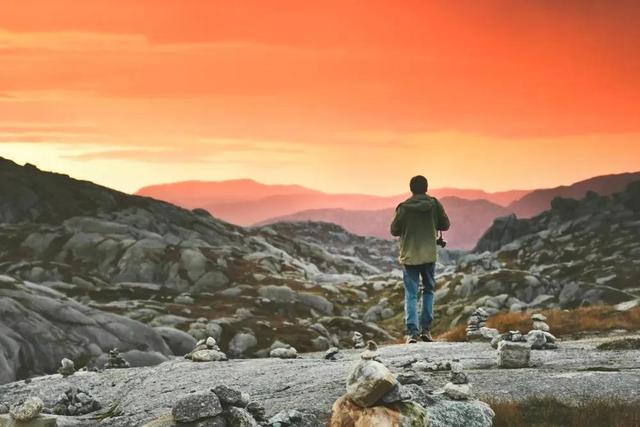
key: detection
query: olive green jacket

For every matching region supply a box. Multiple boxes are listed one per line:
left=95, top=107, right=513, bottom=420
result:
left=390, top=194, right=450, bottom=265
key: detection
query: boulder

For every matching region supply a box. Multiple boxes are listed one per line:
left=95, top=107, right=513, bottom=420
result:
left=172, top=392, right=222, bottom=423
left=154, top=327, right=197, bottom=356
left=212, top=385, right=250, bottom=408
left=228, top=331, right=258, bottom=358
left=329, top=395, right=428, bottom=427
left=9, top=397, right=43, bottom=422
left=269, top=347, right=298, bottom=359
left=497, top=341, right=531, bottom=369
left=258, top=285, right=297, bottom=304
left=297, top=293, right=334, bottom=315
left=426, top=398, right=495, bottom=427
left=345, top=360, right=398, bottom=408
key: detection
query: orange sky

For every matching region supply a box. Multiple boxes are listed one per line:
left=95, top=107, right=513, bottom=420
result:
left=1, top=1, right=639, bottom=194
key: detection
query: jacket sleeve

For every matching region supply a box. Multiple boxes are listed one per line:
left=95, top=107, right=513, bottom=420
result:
left=390, top=205, right=405, bottom=237
left=435, top=199, right=450, bottom=231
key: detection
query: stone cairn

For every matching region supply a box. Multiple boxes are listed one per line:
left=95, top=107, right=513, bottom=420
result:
left=491, top=330, right=527, bottom=349
left=58, top=358, right=75, bottom=376
left=443, top=363, right=472, bottom=400
left=329, top=341, right=429, bottom=425
left=466, top=308, right=498, bottom=341
left=172, top=385, right=266, bottom=425
left=185, top=337, right=228, bottom=362
left=352, top=331, right=365, bottom=349
left=52, top=387, right=101, bottom=416
left=104, top=348, right=130, bottom=369
left=526, top=313, right=558, bottom=350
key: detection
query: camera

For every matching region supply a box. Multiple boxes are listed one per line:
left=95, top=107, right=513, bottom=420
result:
left=436, top=232, right=447, bottom=248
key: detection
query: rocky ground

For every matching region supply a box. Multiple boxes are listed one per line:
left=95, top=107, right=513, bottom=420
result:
left=1, top=336, right=639, bottom=426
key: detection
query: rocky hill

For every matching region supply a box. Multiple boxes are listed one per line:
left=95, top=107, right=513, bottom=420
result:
left=341, top=182, right=640, bottom=338
left=506, top=172, right=640, bottom=218
left=0, top=158, right=462, bottom=383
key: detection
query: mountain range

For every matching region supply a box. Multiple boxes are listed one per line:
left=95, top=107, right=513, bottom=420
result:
left=137, top=172, right=640, bottom=249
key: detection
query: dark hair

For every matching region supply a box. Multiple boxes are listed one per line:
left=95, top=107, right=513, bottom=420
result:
left=410, top=175, right=428, bottom=194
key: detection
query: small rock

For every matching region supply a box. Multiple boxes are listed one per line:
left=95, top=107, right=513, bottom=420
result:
left=324, top=347, right=340, bottom=360
left=532, top=321, right=550, bottom=332
left=191, top=349, right=228, bottom=362
left=268, top=409, right=319, bottom=427
left=269, top=347, right=298, bottom=359
left=224, top=405, right=259, bottom=426
left=245, top=401, right=267, bottom=423
left=450, top=363, right=469, bottom=385
left=380, top=383, right=412, bottom=404
left=206, top=337, right=218, bottom=349
left=58, top=358, right=75, bottom=376
left=345, top=360, right=398, bottom=407
left=9, top=397, right=44, bottom=422
left=396, top=370, right=423, bottom=385
left=352, top=332, right=365, bottom=349
left=172, top=392, right=222, bottom=423
left=531, top=313, right=547, bottom=322
left=444, top=382, right=472, bottom=400
left=527, top=330, right=547, bottom=350
left=360, top=341, right=379, bottom=360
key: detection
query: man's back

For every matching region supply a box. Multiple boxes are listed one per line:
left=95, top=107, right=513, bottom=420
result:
left=390, top=193, right=450, bottom=265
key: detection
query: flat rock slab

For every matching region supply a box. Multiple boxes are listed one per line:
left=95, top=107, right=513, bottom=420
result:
left=1, top=336, right=639, bottom=426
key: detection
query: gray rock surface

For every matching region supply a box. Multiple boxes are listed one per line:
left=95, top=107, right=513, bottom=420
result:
left=1, top=338, right=631, bottom=426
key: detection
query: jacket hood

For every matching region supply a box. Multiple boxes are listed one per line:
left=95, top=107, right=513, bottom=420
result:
left=401, top=194, right=436, bottom=212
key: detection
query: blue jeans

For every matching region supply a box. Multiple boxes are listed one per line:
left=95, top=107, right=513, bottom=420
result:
left=403, top=263, right=435, bottom=336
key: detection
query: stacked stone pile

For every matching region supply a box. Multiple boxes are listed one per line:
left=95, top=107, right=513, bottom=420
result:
left=329, top=341, right=428, bottom=425
left=491, top=330, right=527, bottom=349
left=352, top=331, right=365, bottom=349
left=57, top=358, right=75, bottom=376
left=104, top=348, right=130, bottom=369
left=185, top=337, right=228, bottom=362
left=526, top=314, right=558, bottom=350
left=466, top=308, right=499, bottom=341
left=52, top=387, right=101, bottom=416
left=443, top=363, right=472, bottom=400
left=172, top=385, right=265, bottom=426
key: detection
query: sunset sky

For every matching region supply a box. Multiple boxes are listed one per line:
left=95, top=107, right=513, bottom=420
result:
left=1, top=1, right=639, bottom=195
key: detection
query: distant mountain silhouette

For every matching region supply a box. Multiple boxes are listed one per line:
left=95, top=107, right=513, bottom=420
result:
left=257, top=197, right=511, bottom=250
left=136, top=180, right=528, bottom=225
left=507, top=172, right=640, bottom=218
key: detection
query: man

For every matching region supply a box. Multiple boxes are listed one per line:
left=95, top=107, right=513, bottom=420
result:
left=390, top=175, right=450, bottom=344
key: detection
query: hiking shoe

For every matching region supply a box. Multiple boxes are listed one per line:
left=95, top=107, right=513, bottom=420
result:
left=420, top=331, right=433, bottom=342
left=405, top=335, right=418, bottom=344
